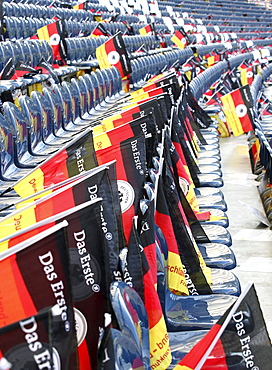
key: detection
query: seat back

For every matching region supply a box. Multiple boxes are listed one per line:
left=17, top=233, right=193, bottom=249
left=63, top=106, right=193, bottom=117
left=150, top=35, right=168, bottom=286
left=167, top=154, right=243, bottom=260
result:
left=110, top=281, right=150, bottom=368
left=19, top=95, right=44, bottom=154
left=43, top=86, right=65, bottom=134
left=0, top=114, right=18, bottom=179
left=3, top=102, right=33, bottom=167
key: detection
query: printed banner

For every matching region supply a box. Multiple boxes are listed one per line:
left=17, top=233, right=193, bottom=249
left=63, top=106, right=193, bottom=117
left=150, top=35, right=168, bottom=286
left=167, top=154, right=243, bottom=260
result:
left=0, top=222, right=78, bottom=368
left=13, top=129, right=97, bottom=198
left=0, top=308, right=77, bottom=370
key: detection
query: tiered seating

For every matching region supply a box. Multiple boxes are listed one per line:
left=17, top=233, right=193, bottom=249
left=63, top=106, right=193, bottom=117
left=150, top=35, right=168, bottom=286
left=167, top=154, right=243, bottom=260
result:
left=0, top=0, right=271, bottom=368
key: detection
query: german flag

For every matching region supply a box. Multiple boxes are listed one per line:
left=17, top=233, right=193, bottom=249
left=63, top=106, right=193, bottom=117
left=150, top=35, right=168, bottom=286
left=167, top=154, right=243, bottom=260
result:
left=0, top=165, right=115, bottom=241
left=173, top=284, right=272, bottom=369
left=73, top=0, right=86, bottom=10
left=94, top=119, right=147, bottom=242
left=90, top=23, right=109, bottom=37
left=139, top=24, right=154, bottom=36
left=13, top=129, right=97, bottom=198
left=249, top=137, right=260, bottom=173
left=0, top=308, right=77, bottom=370
left=171, top=28, right=189, bottom=49
left=162, top=158, right=212, bottom=294
left=96, top=31, right=132, bottom=78
left=155, top=176, right=189, bottom=295
left=37, top=20, right=64, bottom=62
left=0, top=222, right=78, bottom=368
left=127, top=222, right=172, bottom=369
left=220, top=85, right=254, bottom=136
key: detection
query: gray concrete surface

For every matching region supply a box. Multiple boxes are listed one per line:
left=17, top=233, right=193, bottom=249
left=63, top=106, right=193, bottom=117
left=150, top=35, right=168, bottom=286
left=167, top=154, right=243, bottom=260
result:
left=219, top=134, right=272, bottom=337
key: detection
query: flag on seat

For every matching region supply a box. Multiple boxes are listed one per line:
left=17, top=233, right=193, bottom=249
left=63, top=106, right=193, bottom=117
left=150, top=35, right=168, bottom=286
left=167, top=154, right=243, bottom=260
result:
left=139, top=23, right=154, bottom=36
left=171, top=28, right=190, bottom=49
left=220, top=85, right=254, bottom=136
left=96, top=32, right=132, bottom=78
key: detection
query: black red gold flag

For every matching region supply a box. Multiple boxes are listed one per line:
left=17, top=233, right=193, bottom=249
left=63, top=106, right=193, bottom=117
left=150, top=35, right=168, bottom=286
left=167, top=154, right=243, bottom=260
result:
left=96, top=32, right=132, bottom=78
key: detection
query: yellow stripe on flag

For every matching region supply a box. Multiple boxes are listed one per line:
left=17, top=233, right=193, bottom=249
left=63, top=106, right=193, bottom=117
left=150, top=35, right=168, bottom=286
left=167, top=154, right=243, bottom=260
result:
left=0, top=207, right=37, bottom=246
left=240, top=68, right=248, bottom=86
left=14, top=168, right=44, bottom=198
left=187, top=185, right=199, bottom=212
left=129, top=88, right=145, bottom=99
left=221, top=93, right=244, bottom=136
left=96, top=44, right=111, bottom=70
left=207, top=55, right=215, bottom=66
left=167, top=251, right=189, bottom=295
left=173, top=365, right=193, bottom=370
left=93, top=132, right=112, bottom=150
left=129, top=92, right=150, bottom=102
left=92, top=118, right=116, bottom=135
left=15, top=189, right=53, bottom=209
left=149, top=316, right=172, bottom=369
left=37, top=25, right=50, bottom=41
left=171, top=34, right=186, bottom=49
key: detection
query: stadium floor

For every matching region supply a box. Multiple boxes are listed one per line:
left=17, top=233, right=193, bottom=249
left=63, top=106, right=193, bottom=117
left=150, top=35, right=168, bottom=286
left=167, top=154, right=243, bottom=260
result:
left=220, top=134, right=272, bottom=337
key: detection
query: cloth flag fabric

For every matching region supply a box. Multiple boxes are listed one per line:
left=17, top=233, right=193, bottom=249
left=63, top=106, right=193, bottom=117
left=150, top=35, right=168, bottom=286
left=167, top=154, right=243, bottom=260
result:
left=90, top=23, right=109, bottom=37
left=171, top=29, right=189, bottom=49
left=37, top=20, right=65, bottom=62
left=0, top=222, right=78, bottom=368
left=13, top=129, right=97, bottom=198
left=0, top=307, right=77, bottom=370
left=127, top=222, right=172, bottom=369
left=220, top=85, right=254, bottom=136
left=139, top=24, right=154, bottom=36
left=173, top=284, right=272, bottom=370
left=96, top=32, right=132, bottom=78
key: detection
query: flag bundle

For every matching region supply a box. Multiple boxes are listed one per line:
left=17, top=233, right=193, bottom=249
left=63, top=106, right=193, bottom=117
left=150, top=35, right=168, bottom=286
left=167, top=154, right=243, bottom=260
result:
left=0, top=66, right=271, bottom=370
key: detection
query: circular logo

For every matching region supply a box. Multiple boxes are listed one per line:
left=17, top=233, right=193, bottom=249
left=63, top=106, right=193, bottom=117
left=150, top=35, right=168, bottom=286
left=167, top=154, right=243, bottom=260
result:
left=69, top=248, right=101, bottom=302
left=218, top=111, right=226, bottom=122
left=117, top=180, right=135, bottom=213
left=107, top=51, right=120, bottom=65
left=179, top=177, right=190, bottom=195
left=50, top=33, right=60, bottom=46
left=246, top=71, right=253, bottom=78
left=74, top=308, right=88, bottom=346
left=236, top=104, right=247, bottom=118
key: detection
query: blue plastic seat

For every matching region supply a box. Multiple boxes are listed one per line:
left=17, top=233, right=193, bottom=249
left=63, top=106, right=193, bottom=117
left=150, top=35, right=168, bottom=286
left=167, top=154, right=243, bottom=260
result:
left=156, top=243, right=237, bottom=332
left=2, top=103, right=40, bottom=169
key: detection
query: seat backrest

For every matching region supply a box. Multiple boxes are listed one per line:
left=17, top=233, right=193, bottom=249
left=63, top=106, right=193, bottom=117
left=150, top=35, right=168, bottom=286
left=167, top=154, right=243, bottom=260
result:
left=3, top=102, right=33, bottom=166
left=54, top=83, right=74, bottom=129
left=19, top=95, right=44, bottom=154
left=71, top=78, right=88, bottom=117
left=110, top=281, right=150, bottom=368
left=43, top=86, right=64, bottom=134
left=79, top=75, right=95, bottom=112
left=62, top=81, right=80, bottom=122
left=0, top=113, right=18, bottom=179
